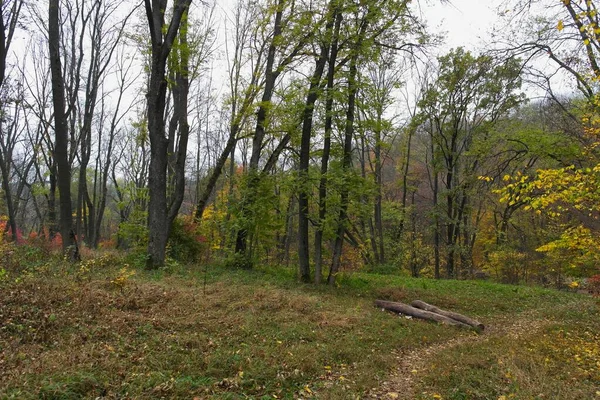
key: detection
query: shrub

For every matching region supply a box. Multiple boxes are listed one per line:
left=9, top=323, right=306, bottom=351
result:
left=484, top=248, right=530, bottom=284
left=167, top=216, right=206, bottom=263
left=117, top=209, right=148, bottom=250
left=587, top=274, right=600, bottom=296
left=223, top=252, right=254, bottom=270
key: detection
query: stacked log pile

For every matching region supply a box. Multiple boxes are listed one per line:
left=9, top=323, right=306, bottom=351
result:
left=375, top=299, right=484, bottom=332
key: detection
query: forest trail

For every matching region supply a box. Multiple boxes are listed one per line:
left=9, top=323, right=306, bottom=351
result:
left=365, top=309, right=555, bottom=399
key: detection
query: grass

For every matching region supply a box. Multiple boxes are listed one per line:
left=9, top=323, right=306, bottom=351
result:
left=413, top=323, right=600, bottom=400
left=1, top=253, right=599, bottom=399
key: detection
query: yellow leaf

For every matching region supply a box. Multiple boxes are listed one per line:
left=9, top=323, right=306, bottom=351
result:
left=557, top=20, right=564, bottom=31
left=584, top=39, right=591, bottom=45
left=433, top=395, right=443, bottom=399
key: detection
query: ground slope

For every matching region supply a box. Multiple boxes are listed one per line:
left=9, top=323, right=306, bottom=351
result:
left=1, top=264, right=598, bottom=399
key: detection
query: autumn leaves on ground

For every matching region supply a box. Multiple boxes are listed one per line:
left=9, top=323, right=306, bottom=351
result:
left=1, top=252, right=598, bottom=400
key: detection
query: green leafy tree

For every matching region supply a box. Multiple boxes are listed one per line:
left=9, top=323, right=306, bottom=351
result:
left=418, top=48, right=524, bottom=277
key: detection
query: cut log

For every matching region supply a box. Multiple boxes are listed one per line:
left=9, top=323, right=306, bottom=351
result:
left=375, top=300, right=471, bottom=329
left=411, top=300, right=485, bottom=332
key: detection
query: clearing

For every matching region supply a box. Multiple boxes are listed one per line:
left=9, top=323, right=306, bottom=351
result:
left=1, top=262, right=599, bottom=399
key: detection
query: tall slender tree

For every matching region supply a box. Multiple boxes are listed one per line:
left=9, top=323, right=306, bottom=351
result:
left=234, top=0, right=313, bottom=260
left=418, top=48, right=523, bottom=277
left=0, top=0, right=23, bottom=241
left=195, top=0, right=262, bottom=221
left=298, top=1, right=338, bottom=283
left=144, top=0, right=192, bottom=269
left=49, top=0, right=78, bottom=257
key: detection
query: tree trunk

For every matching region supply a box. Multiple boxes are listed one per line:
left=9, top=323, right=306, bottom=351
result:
left=446, top=157, right=456, bottom=278
left=411, top=300, right=484, bottom=331
left=0, top=151, right=17, bottom=241
left=314, top=11, right=342, bottom=284
left=49, top=0, right=77, bottom=258
left=430, top=138, right=440, bottom=280
left=328, top=40, right=361, bottom=285
left=235, top=0, right=285, bottom=257
left=298, top=38, right=331, bottom=282
left=397, top=127, right=414, bottom=241
left=373, top=112, right=385, bottom=263
left=375, top=300, right=471, bottom=328
left=167, top=12, right=190, bottom=227
left=144, top=0, right=192, bottom=269
left=409, top=190, right=419, bottom=277
left=0, top=0, right=23, bottom=240
left=47, top=169, right=58, bottom=239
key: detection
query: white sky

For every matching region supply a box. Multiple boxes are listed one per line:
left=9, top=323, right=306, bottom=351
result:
left=420, top=0, right=504, bottom=52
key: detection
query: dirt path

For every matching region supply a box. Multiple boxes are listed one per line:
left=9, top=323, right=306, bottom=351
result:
left=364, top=311, right=554, bottom=399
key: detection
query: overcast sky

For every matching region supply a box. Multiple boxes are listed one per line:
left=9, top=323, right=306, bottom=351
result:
left=420, top=0, right=504, bottom=51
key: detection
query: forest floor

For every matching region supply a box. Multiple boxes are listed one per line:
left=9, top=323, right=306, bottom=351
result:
left=1, top=254, right=599, bottom=399
left=366, top=308, right=567, bottom=399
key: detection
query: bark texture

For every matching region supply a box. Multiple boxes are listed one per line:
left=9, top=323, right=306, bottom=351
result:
left=49, top=0, right=77, bottom=258
left=144, top=0, right=192, bottom=269
left=411, top=300, right=484, bottom=331
left=375, top=300, right=474, bottom=330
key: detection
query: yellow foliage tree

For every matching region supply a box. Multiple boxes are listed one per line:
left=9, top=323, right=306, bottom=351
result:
left=496, top=0, right=600, bottom=280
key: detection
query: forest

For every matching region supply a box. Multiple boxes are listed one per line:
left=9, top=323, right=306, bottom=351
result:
left=1, top=0, right=595, bottom=287
left=1, top=0, right=600, bottom=398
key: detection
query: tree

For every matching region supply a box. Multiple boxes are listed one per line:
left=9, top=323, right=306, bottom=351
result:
left=233, top=0, right=313, bottom=262
left=144, top=0, right=192, bottom=269
left=313, top=8, right=342, bottom=284
left=0, top=0, right=23, bottom=241
left=87, top=46, right=138, bottom=248
left=357, top=55, right=404, bottom=265
left=504, top=0, right=600, bottom=104
left=49, top=0, right=78, bottom=257
left=194, top=0, right=261, bottom=221
left=72, top=0, right=136, bottom=248
left=493, top=0, right=600, bottom=283
left=327, top=0, right=379, bottom=285
left=298, top=0, right=338, bottom=283
left=418, top=48, right=523, bottom=277
left=326, top=0, right=424, bottom=284
left=20, top=36, right=58, bottom=238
